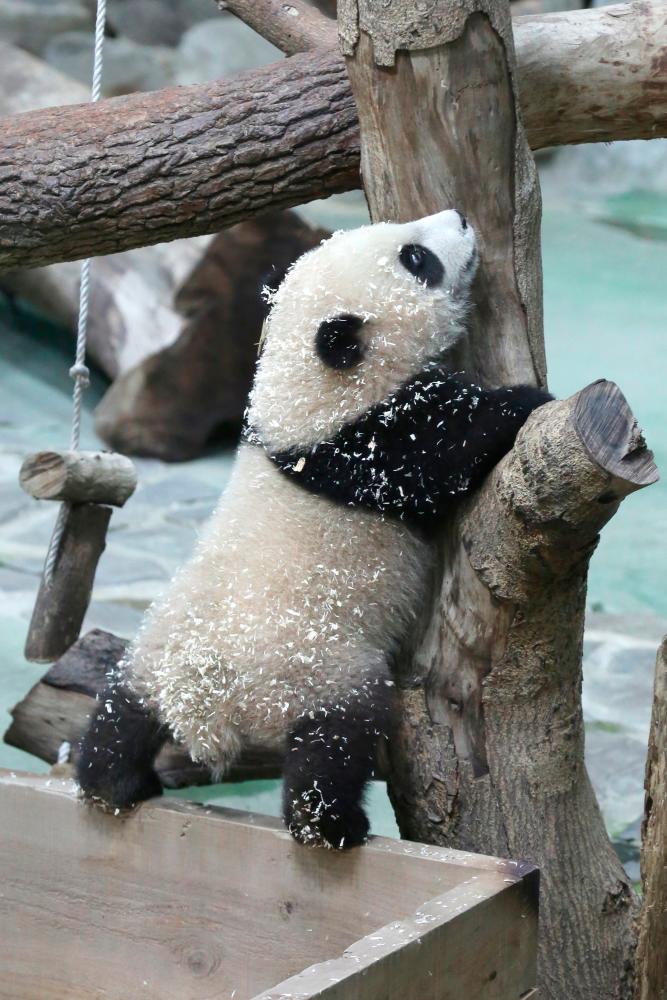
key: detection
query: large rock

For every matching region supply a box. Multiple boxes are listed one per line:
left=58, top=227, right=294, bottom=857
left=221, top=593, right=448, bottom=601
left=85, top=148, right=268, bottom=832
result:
left=44, top=31, right=176, bottom=96
left=95, top=211, right=330, bottom=461
left=175, top=16, right=282, bottom=85
left=106, top=0, right=214, bottom=47
left=0, top=0, right=92, bottom=56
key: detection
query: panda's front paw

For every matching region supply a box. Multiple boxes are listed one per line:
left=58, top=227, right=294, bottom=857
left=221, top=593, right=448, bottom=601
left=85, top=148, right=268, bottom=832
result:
left=507, top=384, right=554, bottom=416
left=284, top=784, right=369, bottom=850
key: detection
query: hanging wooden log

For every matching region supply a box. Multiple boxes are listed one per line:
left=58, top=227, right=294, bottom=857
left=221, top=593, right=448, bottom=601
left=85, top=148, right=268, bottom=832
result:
left=5, top=629, right=284, bottom=785
left=19, top=451, right=137, bottom=507
left=24, top=504, right=112, bottom=663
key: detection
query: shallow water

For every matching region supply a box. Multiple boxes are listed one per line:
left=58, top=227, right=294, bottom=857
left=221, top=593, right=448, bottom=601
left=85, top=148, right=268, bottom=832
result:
left=0, top=182, right=664, bottom=875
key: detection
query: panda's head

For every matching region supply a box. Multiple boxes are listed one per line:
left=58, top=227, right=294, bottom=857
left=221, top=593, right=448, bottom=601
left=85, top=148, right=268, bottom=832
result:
left=248, top=209, right=477, bottom=450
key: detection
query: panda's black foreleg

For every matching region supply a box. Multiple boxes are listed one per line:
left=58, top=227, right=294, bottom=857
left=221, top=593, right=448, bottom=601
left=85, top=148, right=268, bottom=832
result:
left=76, top=682, right=166, bottom=810
left=283, top=691, right=393, bottom=850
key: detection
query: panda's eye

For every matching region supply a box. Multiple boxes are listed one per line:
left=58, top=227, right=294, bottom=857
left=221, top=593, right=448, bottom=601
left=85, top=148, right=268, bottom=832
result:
left=399, top=243, right=444, bottom=288
left=315, top=313, right=366, bottom=370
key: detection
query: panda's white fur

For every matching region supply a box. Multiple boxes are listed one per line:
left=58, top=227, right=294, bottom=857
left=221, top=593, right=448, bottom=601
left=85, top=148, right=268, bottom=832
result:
left=125, top=210, right=476, bottom=770
left=251, top=211, right=477, bottom=450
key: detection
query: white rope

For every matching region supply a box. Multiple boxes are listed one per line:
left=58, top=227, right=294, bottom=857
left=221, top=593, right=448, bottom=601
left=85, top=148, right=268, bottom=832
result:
left=43, top=0, right=107, bottom=586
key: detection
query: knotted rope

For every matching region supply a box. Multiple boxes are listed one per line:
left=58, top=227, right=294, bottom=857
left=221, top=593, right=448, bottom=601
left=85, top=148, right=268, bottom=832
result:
left=43, top=0, right=107, bottom=585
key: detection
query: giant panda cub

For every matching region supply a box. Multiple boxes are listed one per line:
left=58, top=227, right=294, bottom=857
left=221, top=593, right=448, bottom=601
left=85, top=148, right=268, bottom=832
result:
left=77, top=209, right=551, bottom=848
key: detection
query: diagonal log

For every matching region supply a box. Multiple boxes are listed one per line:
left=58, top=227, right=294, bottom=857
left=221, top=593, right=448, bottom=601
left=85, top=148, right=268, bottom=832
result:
left=1, top=2, right=666, bottom=271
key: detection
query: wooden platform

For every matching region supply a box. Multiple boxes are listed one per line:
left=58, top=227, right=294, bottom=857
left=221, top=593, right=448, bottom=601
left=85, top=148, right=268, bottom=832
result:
left=0, top=771, right=538, bottom=999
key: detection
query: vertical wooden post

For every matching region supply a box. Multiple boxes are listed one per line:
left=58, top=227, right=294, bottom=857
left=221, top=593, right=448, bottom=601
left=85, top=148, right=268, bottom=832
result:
left=635, top=639, right=667, bottom=1000
left=339, top=2, right=642, bottom=997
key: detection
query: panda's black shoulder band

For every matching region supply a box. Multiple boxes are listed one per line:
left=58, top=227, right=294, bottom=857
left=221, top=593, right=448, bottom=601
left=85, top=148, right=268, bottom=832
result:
left=259, top=367, right=553, bottom=527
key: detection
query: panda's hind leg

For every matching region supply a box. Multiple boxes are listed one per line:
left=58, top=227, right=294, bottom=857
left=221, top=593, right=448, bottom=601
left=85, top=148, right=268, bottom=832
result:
left=76, top=680, right=166, bottom=810
left=283, top=684, right=393, bottom=850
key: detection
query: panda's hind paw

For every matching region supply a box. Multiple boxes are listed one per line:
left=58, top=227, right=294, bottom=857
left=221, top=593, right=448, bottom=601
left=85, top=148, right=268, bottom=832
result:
left=77, top=764, right=163, bottom=813
left=285, top=786, right=369, bottom=850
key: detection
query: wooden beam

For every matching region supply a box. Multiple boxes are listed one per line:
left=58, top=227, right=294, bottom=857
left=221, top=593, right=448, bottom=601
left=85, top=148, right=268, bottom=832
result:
left=0, top=3, right=665, bottom=272
left=339, top=0, right=656, bottom=993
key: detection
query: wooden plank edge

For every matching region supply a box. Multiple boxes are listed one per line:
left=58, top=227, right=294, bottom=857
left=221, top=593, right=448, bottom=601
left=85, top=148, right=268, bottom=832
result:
left=0, top=769, right=537, bottom=878
left=257, top=873, right=539, bottom=999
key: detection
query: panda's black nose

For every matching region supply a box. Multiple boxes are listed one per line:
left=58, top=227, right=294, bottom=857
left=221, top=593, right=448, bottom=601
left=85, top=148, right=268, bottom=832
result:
left=455, top=210, right=468, bottom=231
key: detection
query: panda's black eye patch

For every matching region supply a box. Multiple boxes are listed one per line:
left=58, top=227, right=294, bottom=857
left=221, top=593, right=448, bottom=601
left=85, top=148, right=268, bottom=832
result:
left=315, top=314, right=366, bottom=370
left=399, top=243, right=444, bottom=288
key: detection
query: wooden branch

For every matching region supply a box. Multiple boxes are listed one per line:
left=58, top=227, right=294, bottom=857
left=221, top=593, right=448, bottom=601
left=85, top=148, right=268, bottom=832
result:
left=634, top=638, right=667, bottom=1000
left=5, top=630, right=283, bottom=785
left=1, top=3, right=666, bottom=272
left=516, top=2, right=667, bottom=150
left=20, top=451, right=137, bottom=507
left=24, top=506, right=112, bottom=663
left=221, top=0, right=336, bottom=54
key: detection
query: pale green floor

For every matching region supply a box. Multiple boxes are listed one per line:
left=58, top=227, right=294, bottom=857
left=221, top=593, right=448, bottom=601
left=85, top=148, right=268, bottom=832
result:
left=1, top=183, right=665, bottom=866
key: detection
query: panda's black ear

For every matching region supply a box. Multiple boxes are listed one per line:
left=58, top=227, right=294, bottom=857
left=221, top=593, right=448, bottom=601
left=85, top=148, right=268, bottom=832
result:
left=315, top=313, right=367, bottom=370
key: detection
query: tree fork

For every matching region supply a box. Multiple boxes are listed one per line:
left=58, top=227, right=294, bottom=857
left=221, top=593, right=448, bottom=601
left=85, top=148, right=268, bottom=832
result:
left=340, top=1, right=658, bottom=997
left=0, top=3, right=666, bottom=271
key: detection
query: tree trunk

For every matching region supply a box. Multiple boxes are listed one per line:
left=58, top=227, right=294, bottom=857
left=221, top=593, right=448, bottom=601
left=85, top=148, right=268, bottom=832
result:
left=1, top=4, right=665, bottom=271
left=339, top=3, right=657, bottom=997
left=634, top=638, right=667, bottom=1000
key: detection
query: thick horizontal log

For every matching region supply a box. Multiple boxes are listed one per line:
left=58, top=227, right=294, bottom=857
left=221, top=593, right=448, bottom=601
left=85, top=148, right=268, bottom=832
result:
left=5, top=629, right=283, bottom=785
left=0, top=3, right=665, bottom=271
left=0, top=49, right=358, bottom=271
left=19, top=450, right=137, bottom=506
left=0, top=40, right=215, bottom=380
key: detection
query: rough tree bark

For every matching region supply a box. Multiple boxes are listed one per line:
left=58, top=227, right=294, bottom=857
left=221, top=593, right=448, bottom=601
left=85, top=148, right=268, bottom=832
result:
left=634, top=639, right=667, bottom=1000
left=0, top=3, right=665, bottom=271
left=339, top=2, right=658, bottom=998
